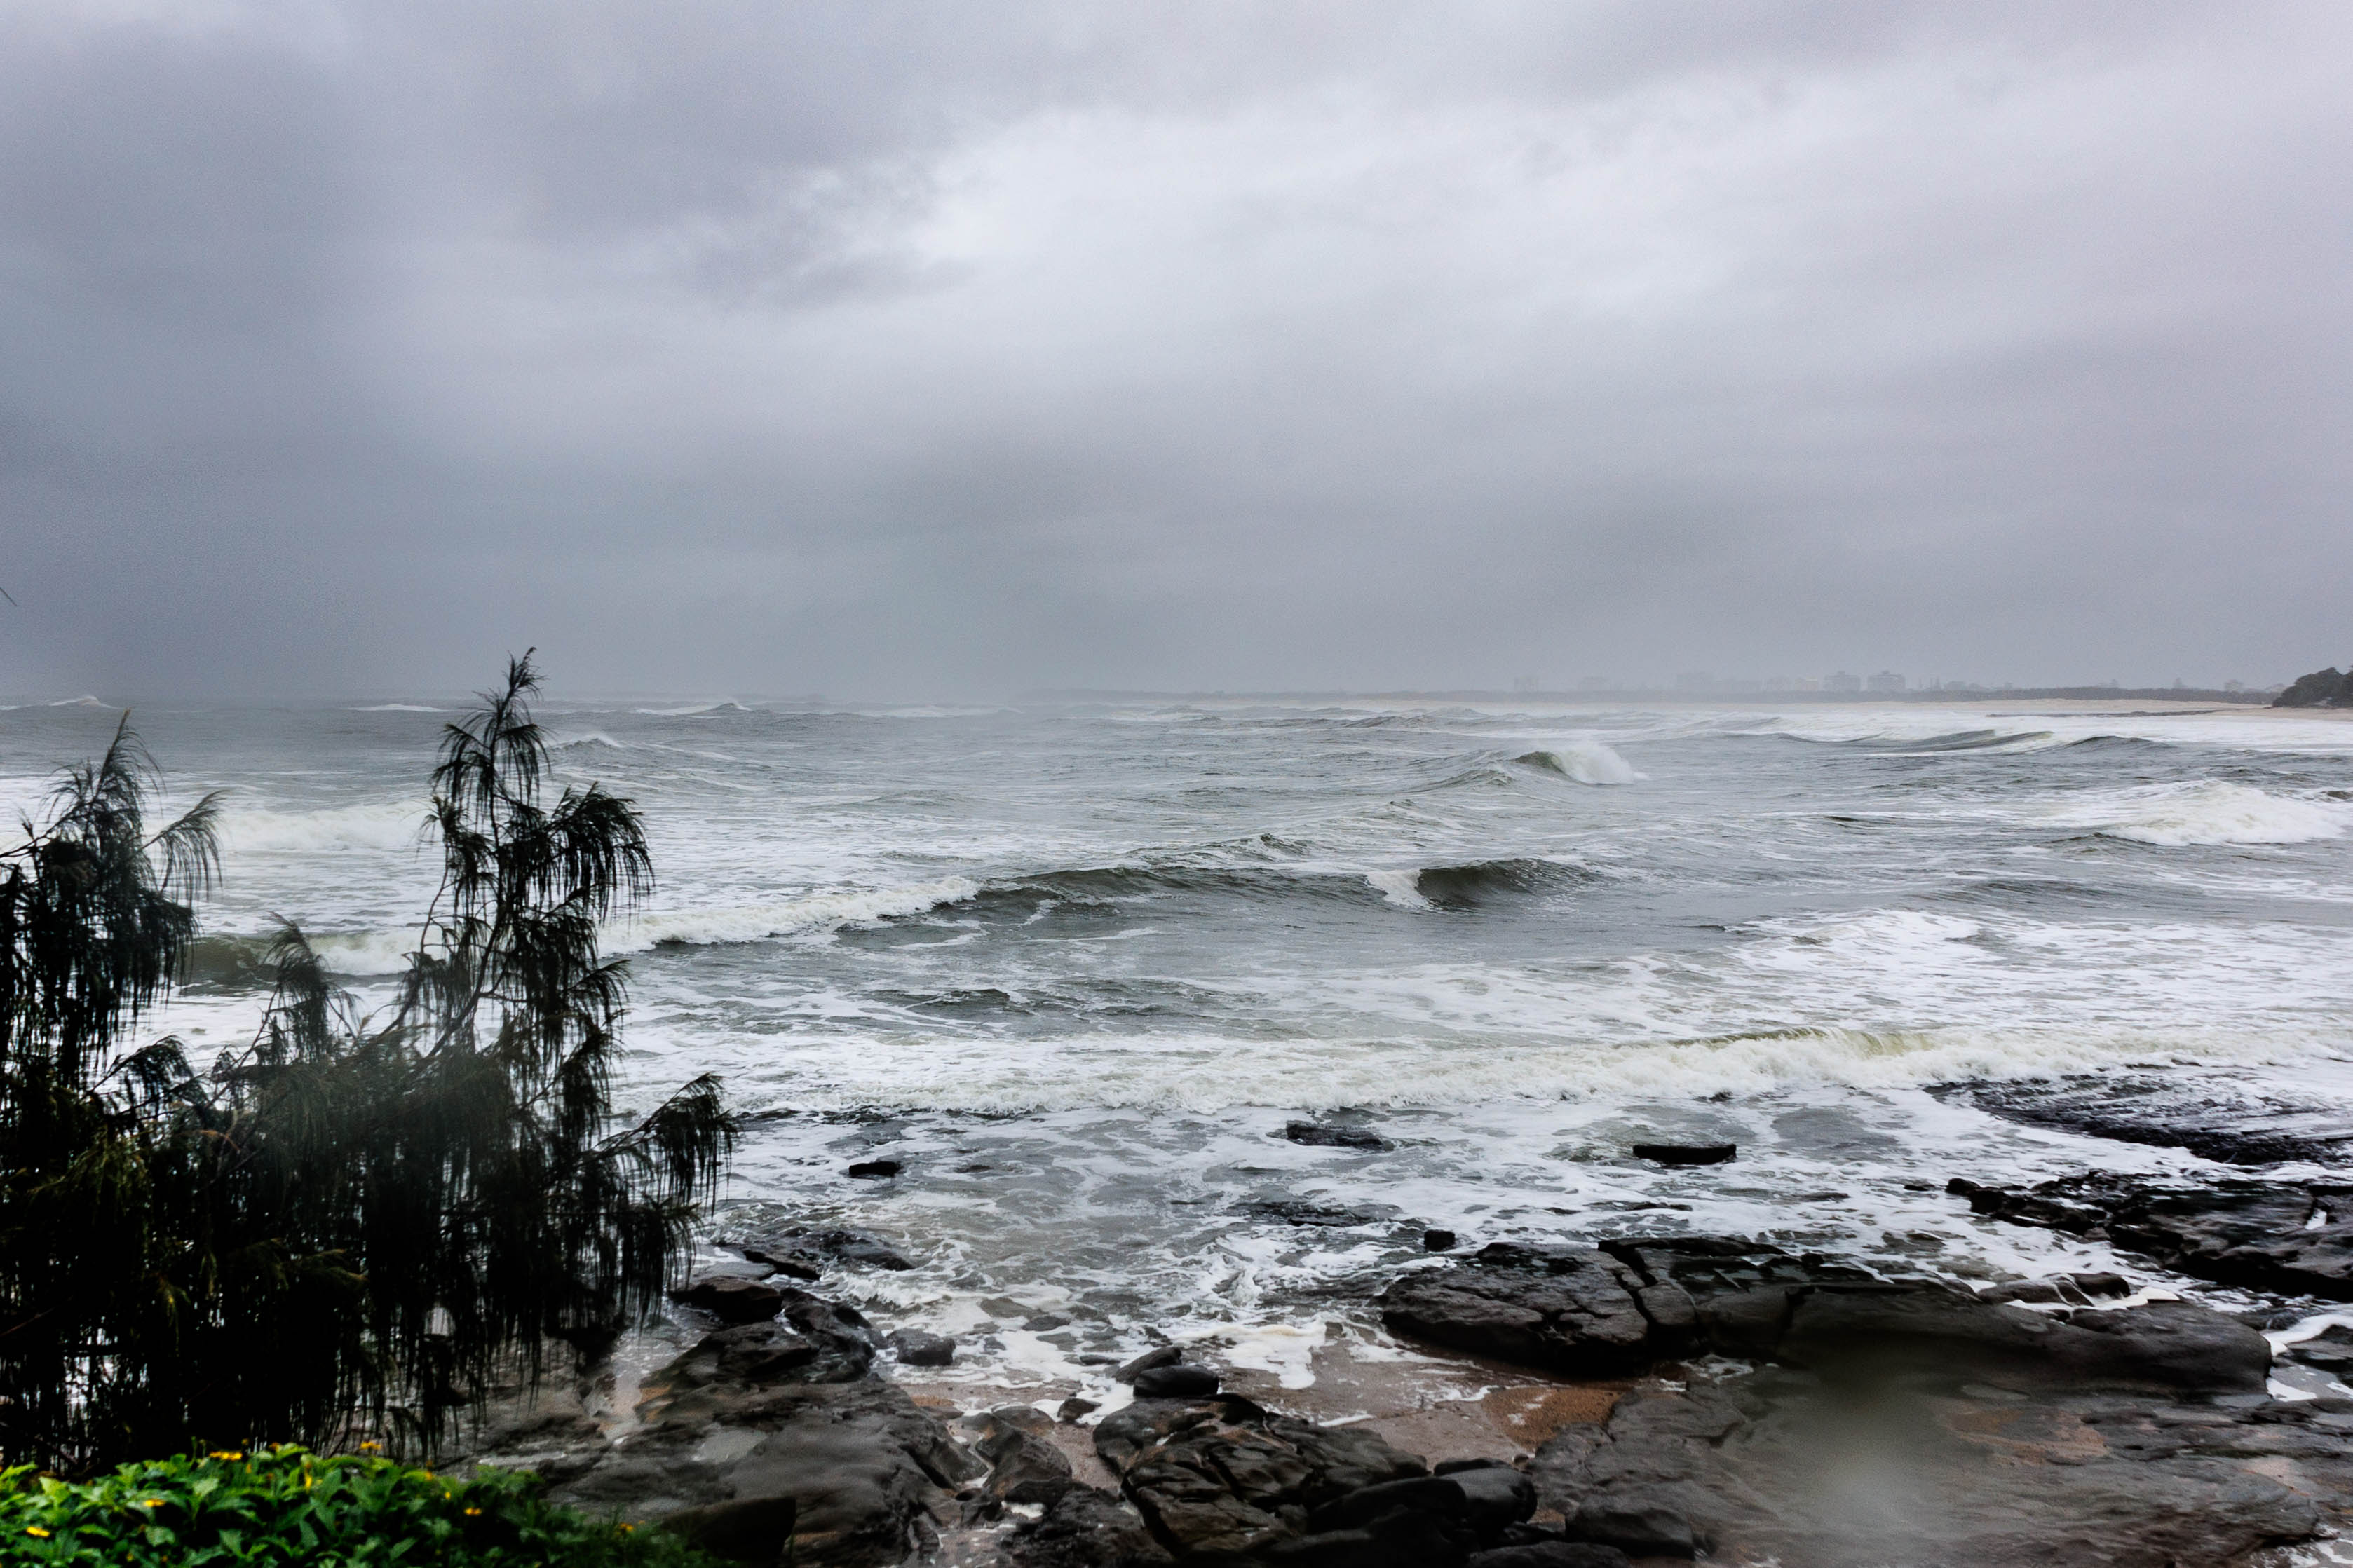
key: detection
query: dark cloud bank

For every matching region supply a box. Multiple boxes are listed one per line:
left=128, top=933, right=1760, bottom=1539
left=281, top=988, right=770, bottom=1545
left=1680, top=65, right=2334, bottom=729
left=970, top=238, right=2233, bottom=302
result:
left=3, top=1, right=2348, bottom=699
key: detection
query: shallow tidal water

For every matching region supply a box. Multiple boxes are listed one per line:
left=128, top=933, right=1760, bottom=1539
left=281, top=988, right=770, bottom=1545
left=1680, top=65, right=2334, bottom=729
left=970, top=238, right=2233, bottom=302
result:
left=8, top=693, right=2353, bottom=1425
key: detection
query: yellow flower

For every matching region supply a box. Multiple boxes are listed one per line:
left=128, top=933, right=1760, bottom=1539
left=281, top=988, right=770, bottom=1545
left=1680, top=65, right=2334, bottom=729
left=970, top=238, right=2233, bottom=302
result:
left=207, top=1451, right=244, bottom=1462
left=618, top=1523, right=634, bottom=1533
left=463, top=1507, right=482, bottom=1517
left=358, top=1441, right=381, bottom=1452
left=142, top=1500, right=163, bottom=1508
left=25, top=1526, right=49, bottom=1537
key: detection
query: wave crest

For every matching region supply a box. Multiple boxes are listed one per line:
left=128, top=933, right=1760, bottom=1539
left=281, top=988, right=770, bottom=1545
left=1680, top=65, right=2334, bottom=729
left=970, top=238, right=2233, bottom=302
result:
left=2047, top=782, right=2350, bottom=847
left=1513, top=743, right=1639, bottom=784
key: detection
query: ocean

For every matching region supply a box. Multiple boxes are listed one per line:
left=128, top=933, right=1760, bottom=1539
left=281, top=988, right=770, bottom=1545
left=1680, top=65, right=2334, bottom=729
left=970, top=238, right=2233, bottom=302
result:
left=8, top=694, right=2352, bottom=1399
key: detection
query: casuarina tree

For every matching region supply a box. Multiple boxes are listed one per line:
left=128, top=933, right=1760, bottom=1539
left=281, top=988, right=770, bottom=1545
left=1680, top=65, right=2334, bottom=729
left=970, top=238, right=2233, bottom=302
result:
left=0, top=655, right=734, bottom=1471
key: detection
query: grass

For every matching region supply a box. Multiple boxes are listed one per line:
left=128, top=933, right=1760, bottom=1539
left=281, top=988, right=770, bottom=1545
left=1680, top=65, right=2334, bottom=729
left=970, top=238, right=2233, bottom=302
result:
left=0, top=1445, right=723, bottom=1566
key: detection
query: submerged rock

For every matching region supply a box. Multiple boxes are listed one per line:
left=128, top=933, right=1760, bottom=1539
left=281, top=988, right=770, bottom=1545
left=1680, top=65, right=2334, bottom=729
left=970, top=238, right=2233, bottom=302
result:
left=1629, top=1143, right=1735, bottom=1166
left=671, top=1274, right=789, bottom=1325
left=1939, top=1077, right=2353, bottom=1166
left=885, top=1328, right=955, bottom=1368
left=747, top=1227, right=917, bottom=1273
left=1282, top=1121, right=1392, bottom=1152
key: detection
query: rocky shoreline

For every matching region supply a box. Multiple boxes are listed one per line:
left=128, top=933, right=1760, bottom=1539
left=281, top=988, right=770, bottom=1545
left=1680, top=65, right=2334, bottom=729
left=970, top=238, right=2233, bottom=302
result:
left=459, top=1159, right=2353, bottom=1568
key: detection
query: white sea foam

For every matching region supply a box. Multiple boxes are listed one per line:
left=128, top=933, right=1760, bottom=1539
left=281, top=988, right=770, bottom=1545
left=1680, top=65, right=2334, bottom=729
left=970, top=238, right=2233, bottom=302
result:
left=1362, top=868, right=1432, bottom=908
left=222, top=801, right=426, bottom=854
left=47, top=695, right=114, bottom=708
left=2045, top=781, right=2350, bottom=846
left=351, top=703, right=444, bottom=712
left=636, top=702, right=754, bottom=716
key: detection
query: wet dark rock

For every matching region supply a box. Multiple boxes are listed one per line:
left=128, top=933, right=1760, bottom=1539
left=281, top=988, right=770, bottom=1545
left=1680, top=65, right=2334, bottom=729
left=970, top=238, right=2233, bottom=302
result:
left=739, top=1246, right=823, bottom=1282
left=1423, top=1229, right=1458, bottom=1252
left=1950, top=1173, right=2353, bottom=1300
left=977, top=1408, right=1076, bottom=1506
left=1433, top=1461, right=1535, bottom=1540
left=1237, top=1199, right=1384, bottom=1228
left=1092, top=1394, right=1426, bottom=1560
left=1385, top=1234, right=2270, bottom=1398
left=1571, top=1494, right=1697, bottom=1557
left=1000, top=1485, right=1176, bottom=1568
left=656, top=1494, right=799, bottom=1565
left=1303, top=1474, right=1465, bottom=1533
left=1261, top=1508, right=1468, bottom=1567
left=672, top=1274, right=789, bottom=1325
left=1282, top=1121, right=1392, bottom=1152
left=1465, top=1546, right=1629, bottom=1568
left=467, top=1283, right=996, bottom=1568
left=847, top=1159, right=904, bottom=1180
left=1132, top=1364, right=1219, bottom=1399
left=1938, top=1077, right=2353, bottom=1166
left=1629, top=1143, right=1735, bottom=1166
left=1114, top=1346, right=1182, bottom=1382
left=1531, top=1377, right=2324, bottom=1567
left=750, top=1228, right=917, bottom=1272
left=886, top=1329, right=955, bottom=1368
left=1376, top=1246, right=1669, bottom=1377
left=1059, top=1397, right=1101, bottom=1422
left=1024, top=1314, right=1074, bottom=1332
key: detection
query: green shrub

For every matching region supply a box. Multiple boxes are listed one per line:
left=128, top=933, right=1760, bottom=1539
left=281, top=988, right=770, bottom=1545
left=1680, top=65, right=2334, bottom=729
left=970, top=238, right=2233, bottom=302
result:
left=0, top=1445, right=720, bottom=1566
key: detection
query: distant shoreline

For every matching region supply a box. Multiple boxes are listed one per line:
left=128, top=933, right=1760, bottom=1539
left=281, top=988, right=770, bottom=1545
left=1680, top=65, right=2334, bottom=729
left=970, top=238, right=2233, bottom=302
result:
left=1031, top=686, right=2291, bottom=709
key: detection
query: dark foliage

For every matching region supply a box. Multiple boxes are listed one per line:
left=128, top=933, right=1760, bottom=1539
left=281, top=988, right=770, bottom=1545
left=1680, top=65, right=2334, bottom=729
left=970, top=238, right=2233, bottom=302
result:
left=2274, top=666, right=2353, bottom=708
left=0, top=657, right=736, bottom=1472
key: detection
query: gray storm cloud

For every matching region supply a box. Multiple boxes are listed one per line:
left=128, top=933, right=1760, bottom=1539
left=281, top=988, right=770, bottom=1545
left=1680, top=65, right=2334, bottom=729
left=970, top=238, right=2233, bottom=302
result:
left=2, top=1, right=2347, bottom=697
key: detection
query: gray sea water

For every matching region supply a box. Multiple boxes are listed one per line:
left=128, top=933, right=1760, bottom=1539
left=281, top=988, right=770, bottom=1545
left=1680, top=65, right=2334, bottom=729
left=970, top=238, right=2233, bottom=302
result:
left=8, top=695, right=2352, bottom=1400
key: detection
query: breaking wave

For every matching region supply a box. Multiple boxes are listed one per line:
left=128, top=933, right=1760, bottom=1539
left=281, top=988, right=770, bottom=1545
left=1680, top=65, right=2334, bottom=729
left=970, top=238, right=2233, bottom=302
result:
left=1512, top=742, right=1640, bottom=784
left=608, top=880, right=983, bottom=952
left=1366, top=858, right=1594, bottom=910
left=2045, top=782, right=2351, bottom=847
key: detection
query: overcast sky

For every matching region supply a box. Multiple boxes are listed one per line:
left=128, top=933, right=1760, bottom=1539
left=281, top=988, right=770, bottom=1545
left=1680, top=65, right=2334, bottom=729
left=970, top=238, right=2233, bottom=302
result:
left=2, top=1, right=2348, bottom=697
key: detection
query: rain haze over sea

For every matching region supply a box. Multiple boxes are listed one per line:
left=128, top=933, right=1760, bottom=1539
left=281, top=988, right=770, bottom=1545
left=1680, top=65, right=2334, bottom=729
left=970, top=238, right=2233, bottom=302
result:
left=7, top=694, right=2349, bottom=1398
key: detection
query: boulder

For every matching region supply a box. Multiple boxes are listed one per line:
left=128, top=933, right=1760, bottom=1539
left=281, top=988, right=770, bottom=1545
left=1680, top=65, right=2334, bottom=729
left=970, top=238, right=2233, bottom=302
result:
left=1132, top=1364, right=1219, bottom=1399
left=672, top=1274, right=787, bottom=1325
left=1000, top=1485, right=1176, bottom=1568
left=976, top=1407, right=1076, bottom=1507
left=847, top=1159, right=903, bottom=1179
left=1092, top=1394, right=1427, bottom=1560
left=1114, top=1346, right=1181, bottom=1382
left=1377, top=1245, right=1671, bottom=1376
left=1434, top=1460, right=1536, bottom=1541
left=886, top=1328, right=955, bottom=1368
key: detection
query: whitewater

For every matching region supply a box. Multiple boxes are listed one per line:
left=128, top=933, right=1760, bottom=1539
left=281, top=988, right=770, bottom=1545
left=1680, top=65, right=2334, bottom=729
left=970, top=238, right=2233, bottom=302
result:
left=5, top=695, right=2351, bottom=1398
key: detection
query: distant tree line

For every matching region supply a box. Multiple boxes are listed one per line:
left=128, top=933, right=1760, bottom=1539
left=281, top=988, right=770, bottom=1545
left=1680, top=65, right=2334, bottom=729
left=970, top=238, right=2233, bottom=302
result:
left=2274, top=667, right=2353, bottom=709
left=0, top=655, right=735, bottom=1473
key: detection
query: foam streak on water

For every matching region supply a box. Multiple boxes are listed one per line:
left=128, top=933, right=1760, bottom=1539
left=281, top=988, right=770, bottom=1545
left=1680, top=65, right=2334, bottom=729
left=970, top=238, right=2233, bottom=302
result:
left=6, top=696, right=2351, bottom=1391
